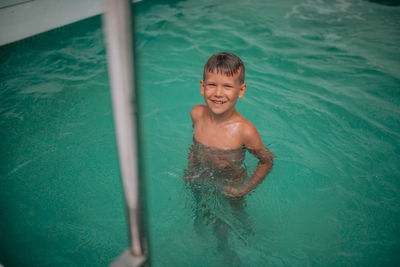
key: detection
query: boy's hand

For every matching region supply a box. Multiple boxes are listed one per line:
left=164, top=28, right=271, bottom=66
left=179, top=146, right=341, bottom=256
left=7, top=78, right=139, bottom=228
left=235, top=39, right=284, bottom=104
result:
left=183, top=173, right=200, bottom=184
left=223, top=185, right=247, bottom=198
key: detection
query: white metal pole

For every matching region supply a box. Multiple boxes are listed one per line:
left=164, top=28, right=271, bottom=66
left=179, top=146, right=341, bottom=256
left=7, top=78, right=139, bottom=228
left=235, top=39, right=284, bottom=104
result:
left=103, top=0, right=147, bottom=264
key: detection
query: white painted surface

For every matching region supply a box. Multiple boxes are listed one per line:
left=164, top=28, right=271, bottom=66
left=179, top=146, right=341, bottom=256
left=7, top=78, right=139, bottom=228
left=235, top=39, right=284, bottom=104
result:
left=104, top=0, right=146, bottom=258
left=0, top=0, right=105, bottom=46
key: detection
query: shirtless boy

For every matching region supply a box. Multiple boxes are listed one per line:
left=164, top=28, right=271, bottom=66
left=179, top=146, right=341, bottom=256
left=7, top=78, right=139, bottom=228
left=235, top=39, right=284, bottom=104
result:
left=188, top=52, right=274, bottom=197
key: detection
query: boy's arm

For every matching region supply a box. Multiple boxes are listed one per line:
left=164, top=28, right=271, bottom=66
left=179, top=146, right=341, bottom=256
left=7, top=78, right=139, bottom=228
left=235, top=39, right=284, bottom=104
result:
left=240, top=146, right=274, bottom=195
left=183, top=141, right=200, bottom=184
left=183, top=105, right=203, bottom=183
left=224, top=123, right=274, bottom=197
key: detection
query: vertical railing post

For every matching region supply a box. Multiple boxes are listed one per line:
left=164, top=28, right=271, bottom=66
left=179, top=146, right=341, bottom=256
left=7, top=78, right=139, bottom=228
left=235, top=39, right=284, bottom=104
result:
left=103, top=0, right=147, bottom=265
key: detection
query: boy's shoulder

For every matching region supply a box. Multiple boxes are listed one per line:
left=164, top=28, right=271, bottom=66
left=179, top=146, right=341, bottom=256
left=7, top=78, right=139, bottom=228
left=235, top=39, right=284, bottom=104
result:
left=190, top=104, right=207, bottom=122
left=237, top=113, right=259, bottom=137
left=235, top=113, right=263, bottom=148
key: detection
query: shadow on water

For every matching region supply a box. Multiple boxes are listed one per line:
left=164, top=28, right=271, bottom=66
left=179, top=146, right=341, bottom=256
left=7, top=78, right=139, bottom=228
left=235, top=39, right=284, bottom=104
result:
left=365, top=0, right=400, bottom=6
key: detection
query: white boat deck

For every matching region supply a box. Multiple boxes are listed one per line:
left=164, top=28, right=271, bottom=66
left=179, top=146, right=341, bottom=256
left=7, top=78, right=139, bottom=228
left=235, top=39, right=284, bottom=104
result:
left=0, top=0, right=105, bottom=46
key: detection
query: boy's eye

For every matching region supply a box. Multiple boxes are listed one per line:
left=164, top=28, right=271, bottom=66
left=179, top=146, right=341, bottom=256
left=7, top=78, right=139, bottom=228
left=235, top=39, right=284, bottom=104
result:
left=208, top=83, right=216, bottom=87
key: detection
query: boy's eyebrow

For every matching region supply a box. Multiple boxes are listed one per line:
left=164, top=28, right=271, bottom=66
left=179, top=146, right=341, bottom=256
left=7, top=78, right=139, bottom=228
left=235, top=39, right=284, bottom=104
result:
left=222, top=82, right=235, bottom=87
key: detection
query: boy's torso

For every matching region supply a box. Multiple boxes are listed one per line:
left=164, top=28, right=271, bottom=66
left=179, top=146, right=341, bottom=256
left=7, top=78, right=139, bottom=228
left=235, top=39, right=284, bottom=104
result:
left=191, top=105, right=250, bottom=187
left=192, top=105, right=249, bottom=150
left=190, top=139, right=247, bottom=187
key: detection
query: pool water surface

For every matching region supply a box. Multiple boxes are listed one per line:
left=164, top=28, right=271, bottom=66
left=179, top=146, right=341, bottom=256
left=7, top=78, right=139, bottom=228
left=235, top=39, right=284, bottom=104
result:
left=1, top=0, right=400, bottom=266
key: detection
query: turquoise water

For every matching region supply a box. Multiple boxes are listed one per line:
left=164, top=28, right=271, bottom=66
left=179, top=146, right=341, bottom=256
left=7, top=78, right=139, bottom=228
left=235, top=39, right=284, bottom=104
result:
left=1, top=0, right=400, bottom=266
left=0, top=18, right=127, bottom=266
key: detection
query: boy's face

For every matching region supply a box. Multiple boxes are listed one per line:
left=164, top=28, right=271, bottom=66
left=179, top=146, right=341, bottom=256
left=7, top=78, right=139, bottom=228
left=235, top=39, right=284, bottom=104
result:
left=200, top=70, right=247, bottom=116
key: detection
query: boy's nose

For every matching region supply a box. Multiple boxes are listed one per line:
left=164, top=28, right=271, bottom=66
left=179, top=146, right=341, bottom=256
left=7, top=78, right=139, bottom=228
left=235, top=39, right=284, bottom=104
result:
left=215, top=86, right=223, bottom=96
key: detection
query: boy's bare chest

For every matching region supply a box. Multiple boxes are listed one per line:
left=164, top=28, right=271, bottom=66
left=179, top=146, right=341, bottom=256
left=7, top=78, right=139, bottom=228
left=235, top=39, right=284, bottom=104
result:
left=194, top=120, right=243, bottom=149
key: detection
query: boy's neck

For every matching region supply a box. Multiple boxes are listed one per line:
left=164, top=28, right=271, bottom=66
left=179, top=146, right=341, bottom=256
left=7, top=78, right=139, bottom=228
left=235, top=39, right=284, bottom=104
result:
left=207, top=108, right=237, bottom=124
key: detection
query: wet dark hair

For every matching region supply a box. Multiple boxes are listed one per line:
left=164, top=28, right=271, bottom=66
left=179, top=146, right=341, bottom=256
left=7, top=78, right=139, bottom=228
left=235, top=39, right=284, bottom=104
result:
left=203, top=52, right=245, bottom=84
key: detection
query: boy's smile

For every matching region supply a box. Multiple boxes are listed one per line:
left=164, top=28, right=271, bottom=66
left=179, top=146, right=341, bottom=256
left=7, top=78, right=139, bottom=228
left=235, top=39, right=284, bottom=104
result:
left=200, top=70, right=246, bottom=118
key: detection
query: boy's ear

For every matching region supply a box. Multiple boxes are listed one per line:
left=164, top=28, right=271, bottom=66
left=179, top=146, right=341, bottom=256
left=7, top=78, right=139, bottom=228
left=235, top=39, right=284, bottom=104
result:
left=200, top=80, right=205, bottom=95
left=238, top=83, right=247, bottom=98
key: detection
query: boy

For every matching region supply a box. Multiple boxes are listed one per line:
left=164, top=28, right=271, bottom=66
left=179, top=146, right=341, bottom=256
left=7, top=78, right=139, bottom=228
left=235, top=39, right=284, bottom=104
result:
left=186, top=52, right=274, bottom=197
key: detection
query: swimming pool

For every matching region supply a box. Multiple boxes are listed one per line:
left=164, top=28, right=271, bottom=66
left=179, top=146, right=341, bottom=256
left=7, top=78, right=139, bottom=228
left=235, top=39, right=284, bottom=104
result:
left=1, top=0, right=399, bottom=266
